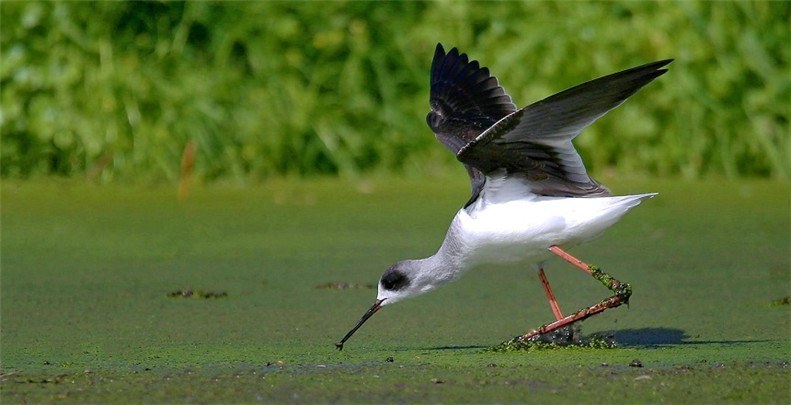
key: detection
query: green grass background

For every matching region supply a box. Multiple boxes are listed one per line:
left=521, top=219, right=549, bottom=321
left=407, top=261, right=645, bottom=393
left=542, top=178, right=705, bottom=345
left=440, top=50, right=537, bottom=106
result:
left=2, top=1, right=789, bottom=181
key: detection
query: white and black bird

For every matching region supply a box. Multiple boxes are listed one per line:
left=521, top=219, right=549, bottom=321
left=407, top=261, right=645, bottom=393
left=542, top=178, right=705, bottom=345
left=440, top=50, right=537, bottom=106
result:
left=336, top=43, right=671, bottom=350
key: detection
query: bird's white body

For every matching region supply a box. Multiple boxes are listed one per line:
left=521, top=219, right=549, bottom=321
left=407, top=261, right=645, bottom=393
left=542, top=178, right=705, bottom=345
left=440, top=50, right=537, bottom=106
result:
left=454, top=176, right=656, bottom=269
left=377, top=175, right=656, bottom=305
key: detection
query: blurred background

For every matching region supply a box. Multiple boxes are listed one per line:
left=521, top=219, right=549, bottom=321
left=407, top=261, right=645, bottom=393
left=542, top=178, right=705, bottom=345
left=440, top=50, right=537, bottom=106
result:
left=1, top=1, right=789, bottom=183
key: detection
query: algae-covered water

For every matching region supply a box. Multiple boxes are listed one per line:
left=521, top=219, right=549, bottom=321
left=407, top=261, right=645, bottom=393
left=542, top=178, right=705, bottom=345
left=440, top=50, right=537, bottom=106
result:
left=1, top=177, right=789, bottom=403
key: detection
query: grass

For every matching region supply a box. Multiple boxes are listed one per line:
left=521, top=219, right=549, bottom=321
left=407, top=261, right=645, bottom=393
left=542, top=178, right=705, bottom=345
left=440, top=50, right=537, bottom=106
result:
left=2, top=1, right=789, bottom=180
left=1, top=175, right=789, bottom=403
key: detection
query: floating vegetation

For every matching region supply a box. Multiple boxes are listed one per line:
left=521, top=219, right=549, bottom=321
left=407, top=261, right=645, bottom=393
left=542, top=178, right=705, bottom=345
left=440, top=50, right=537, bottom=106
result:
left=486, top=324, right=617, bottom=352
left=315, top=282, right=375, bottom=290
left=167, top=290, right=228, bottom=299
left=770, top=296, right=790, bottom=306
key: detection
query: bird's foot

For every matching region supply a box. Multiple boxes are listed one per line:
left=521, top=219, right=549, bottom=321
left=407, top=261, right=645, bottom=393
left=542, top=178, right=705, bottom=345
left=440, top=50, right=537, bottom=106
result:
left=490, top=323, right=616, bottom=351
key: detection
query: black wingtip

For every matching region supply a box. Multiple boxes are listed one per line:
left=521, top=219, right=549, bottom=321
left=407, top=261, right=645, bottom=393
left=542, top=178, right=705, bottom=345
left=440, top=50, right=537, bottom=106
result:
left=576, top=57, right=674, bottom=99
left=650, top=58, right=674, bottom=67
left=633, top=58, right=674, bottom=77
left=653, top=58, right=674, bottom=77
left=433, top=43, right=446, bottom=65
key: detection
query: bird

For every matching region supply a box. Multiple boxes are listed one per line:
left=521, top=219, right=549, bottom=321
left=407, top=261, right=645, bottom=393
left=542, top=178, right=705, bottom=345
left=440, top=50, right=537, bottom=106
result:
left=335, top=43, right=672, bottom=350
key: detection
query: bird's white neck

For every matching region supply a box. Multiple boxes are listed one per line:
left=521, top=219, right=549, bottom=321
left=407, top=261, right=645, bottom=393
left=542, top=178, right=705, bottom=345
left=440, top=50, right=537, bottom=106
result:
left=417, top=214, right=473, bottom=285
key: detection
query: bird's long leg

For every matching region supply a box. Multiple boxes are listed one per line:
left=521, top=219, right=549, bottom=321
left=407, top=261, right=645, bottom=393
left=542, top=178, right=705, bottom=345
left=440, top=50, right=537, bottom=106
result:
left=520, top=245, right=632, bottom=341
left=538, top=267, right=564, bottom=321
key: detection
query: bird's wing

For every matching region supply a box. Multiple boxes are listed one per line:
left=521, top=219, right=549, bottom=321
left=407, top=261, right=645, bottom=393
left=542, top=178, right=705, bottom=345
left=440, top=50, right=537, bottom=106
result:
left=426, top=43, right=517, bottom=205
left=458, top=59, right=673, bottom=197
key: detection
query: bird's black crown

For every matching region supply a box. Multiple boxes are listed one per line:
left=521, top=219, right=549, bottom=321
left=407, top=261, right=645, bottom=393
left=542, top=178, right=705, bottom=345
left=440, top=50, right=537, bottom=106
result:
left=380, top=266, right=410, bottom=291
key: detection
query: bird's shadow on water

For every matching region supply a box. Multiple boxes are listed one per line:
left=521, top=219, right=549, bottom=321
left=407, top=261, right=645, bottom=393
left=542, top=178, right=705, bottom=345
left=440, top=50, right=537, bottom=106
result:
left=614, top=327, right=689, bottom=347
left=613, top=327, right=771, bottom=348
left=422, top=327, right=770, bottom=351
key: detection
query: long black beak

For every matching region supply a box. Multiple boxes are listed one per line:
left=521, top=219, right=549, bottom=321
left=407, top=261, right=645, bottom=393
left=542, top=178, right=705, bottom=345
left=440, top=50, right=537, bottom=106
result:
left=335, top=299, right=384, bottom=351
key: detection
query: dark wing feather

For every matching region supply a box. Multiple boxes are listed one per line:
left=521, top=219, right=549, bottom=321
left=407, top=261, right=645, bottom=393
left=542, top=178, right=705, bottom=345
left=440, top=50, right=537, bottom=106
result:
left=458, top=59, right=673, bottom=197
left=426, top=43, right=517, bottom=204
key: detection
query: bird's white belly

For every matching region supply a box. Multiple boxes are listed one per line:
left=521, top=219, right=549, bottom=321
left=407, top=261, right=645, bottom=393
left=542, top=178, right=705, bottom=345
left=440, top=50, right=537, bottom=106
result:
left=452, top=194, right=653, bottom=268
left=456, top=202, right=565, bottom=266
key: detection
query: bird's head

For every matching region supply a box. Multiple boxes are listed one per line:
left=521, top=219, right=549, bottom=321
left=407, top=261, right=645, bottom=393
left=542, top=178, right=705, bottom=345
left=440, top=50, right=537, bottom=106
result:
left=335, top=260, right=438, bottom=350
left=376, top=260, right=430, bottom=305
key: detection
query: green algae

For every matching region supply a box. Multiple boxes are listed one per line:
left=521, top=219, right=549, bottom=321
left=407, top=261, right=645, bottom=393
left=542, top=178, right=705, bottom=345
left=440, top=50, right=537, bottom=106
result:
left=2, top=361, right=789, bottom=404
left=487, top=325, right=618, bottom=353
left=1, top=177, right=789, bottom=403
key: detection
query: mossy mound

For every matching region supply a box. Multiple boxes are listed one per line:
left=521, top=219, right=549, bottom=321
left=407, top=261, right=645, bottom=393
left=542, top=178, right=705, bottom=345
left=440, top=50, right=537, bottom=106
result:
left=487, top=324, right=617, bottom=352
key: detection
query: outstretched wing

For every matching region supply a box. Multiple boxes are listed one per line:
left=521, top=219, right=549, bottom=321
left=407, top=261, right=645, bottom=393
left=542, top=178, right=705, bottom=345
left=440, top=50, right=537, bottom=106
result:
left=427, top=43, right=517, bottom=153
left=458, top=59, right=673, bottom=197
left=426, top=43, right=517, bottom=204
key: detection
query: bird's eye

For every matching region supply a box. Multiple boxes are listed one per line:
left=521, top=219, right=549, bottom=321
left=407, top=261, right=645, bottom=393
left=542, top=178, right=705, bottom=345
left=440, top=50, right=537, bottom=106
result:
left=380, top=269, right=409, bottom=291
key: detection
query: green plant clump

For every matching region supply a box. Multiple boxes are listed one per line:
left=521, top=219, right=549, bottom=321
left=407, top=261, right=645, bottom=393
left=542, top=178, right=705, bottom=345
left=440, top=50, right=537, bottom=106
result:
left=2, top=2, right=789, bottom=182
left=487, top=324, right=618, bottom=352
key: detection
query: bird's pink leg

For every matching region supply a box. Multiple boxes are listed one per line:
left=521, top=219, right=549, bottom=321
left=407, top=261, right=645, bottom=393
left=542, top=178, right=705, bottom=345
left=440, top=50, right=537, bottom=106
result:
left=520, top=245, right=632, bottom=341
left=538, top=268, right=564, bottom=321
left=547, top=245, right=594, bottom=275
